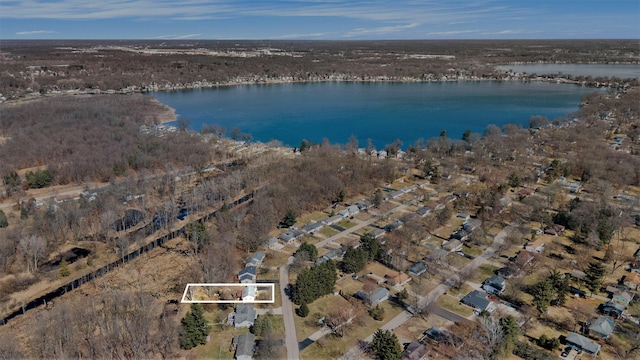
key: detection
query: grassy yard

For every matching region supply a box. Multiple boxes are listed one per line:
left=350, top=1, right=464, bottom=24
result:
left=305, top=211, right=329, bottom=222
left=194, top=326, right=249, bottom=360
left=361, top=261, right=395, bottom=279
left=300, top=300, right=405, bottom=360
left=319, top=226, right=340, bottom=237
left=463, top=243, right=484, bottom=257
left=293, top=294, right=351, bottom=341
left=262, top=251, right=289, bottom=269
left=336, top=276, right=363, bottom=296
left=470, top=264, right=500, bottom=283
left=446, top=253, right=472, bottom=270
left=336, top=219, right=357, bottom=229
left=394, top=315, right=430, bottom=342
left=438, top=294, right=473, bottom=318
left=446, top=283, right=474, bottom=298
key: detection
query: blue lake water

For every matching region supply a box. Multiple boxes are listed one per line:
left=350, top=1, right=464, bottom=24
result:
left=496, top=63, right=640, bottom=80
left=149, top=81, right=601, bottom=149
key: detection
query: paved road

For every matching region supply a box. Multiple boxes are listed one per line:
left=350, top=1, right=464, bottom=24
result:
left=279, top=256, right=300, bottom=360
left=340, top=225, right=513, bottom=358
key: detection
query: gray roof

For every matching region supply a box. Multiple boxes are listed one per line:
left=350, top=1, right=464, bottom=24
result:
left=279, top=230, right=302, bottom=242
left=302, top=222, right=324, bottom=233
left=589, top=316, right=615, bottom=338
left=462, top=219, right=482, bottom=233
left=246, top=252, right=265, bottom=267
left=566, top=332, right=601, bottom=355
left=235, top=332, right=255, bottom=358
left=485, top=275, right=506, bottom=290
left=372, top=287, right=389, bottom=303
left=239, top=266, right=257, bottom=282
left=234, top=304, right=257, bottom=326
left=416, top=206, right=432, bottom=216
left=409, top=261, right=427, bottom=276
left=461, top=290, right=491, bottom=311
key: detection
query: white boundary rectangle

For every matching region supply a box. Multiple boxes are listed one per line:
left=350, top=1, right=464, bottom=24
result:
left=181, top=283, right=275, bottom=304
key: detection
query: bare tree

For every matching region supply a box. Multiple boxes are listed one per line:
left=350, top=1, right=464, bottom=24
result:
left=18, top=234, right=47, bottom=273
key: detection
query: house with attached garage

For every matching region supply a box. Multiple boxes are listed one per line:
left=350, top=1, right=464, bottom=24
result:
left=239, top=266, right=257, bottom=284
left=623, top=272, right=640, bottom=290
left=461, top=290, right=495, bottom=314
left=525, top=238, right=545, bottom=253
left=356, top=287, right=390, bottom=306
left=233, top=304, right=257, bottom=328
left=246, top=252, right=265, bottom=268
left=301, top=221, right=324, bottom=234
left=408, top=261, right=427, bottom=276
left=482, top=275, right=506, bottom=295
left=565, top=332, right=601, bottom=357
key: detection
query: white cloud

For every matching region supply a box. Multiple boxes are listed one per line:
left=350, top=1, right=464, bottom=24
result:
left=267, top=32, right=332, bottom=39
left=481, top=29, right=543, bottom=35
left=344, top=23, right=419, bottom=37
left=15, top=30, right=56, bottom=35
left=427, top=30, right=479, bottom=35
left=155, top=33, right=202, bottom=39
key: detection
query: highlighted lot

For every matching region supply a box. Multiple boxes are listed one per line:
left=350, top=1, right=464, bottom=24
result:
left=181, top=283, right=275, bottom=304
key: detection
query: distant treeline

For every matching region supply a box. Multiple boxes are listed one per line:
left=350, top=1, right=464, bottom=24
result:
left=1, top=39, right=638, bottom=99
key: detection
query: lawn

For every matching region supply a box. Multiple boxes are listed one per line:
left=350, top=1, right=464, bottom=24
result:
left=305, top=211, right=329, bottom=222
left=361, top=261, right=395, bottom=279
left=300, top=300, right=405, bottom=360
left=446, top=283, right=474, bottom=298
left=194, top=325, right=249, bottom=359
left=336, top=276, right=363, bottom=296
left=394, top=315, right=430, bottom=342
left=336, top=219, right=357, bottom=229
left=446, top=253, right=472, bottom=270
left=463, top=243, right=484, bottom=257
left=437, top=294, right=473, bottom=318
left=470, top=264, right=500, bottom=283
left=319, top=226, right=340, bottom=237
left=262, top=251, right=289, bottom=269
left=293, top=294, right=351, bottom=341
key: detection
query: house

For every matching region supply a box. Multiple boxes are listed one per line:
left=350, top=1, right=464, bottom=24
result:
left=442, top=239, right=463, bottom=252
left=461, top=290, right=495, bottom=314
left=356, top=199, right=372, bottom=211
left=315, top=247, right=345, bottom=264
left=589, top=316, right=615, bottom=339
left=246, top=252, right=265, bottom=268
left=356, top=287, right=390, bottom=306
left=517, top=188, right=535, bottom=198
left=416, top=205, right=432, bottom=217
left=423, top=327, right=460, bottom=346
left=456, top=213, right=471, bottom=221
left=402, top=340, right=428, bottom=360
left=514, top=251, right=535, bottom=267
left=565, top=332, right=601, bottom=356
left=409, top=261, right=428, bottom=276
left=482, top=275, right=506, bottom=295
left=322, top=214, right=343, bottom=226
left=301, top=222, right=324, bottom=234
left=242, top=285, right=257, bottom=302
left=387, top=190, right=405, bottom=200
left=384, top=219, right=403, bottom=232
left=462, top=219, right=482, bottom=233
left=234, top=304, right=257, bottom=328
left=368, top=228, right=386, bottom=239
left=601, top=301, right=626, bottom=318
left=239, top=266, right=257, bottom=283
left=544, top=224, right=565, bottom=236
left=612, top=290, right=633, bottom=306
left=385, top=271, right=411, bottom=286
left=497, top=266, right=519, bottom=279
left=366, top=273, right=386, bottom=285
left=525, top=239, right=545, bottom=253
left=623, top=273, right=640, bottom=290
left=234, top=332, right=255, bottom=360
left=450, top=229, right=469, bottom=241
left=279, top=230, right=302, bottom=244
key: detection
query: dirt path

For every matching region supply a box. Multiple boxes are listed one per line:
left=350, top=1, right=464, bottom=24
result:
left=279, top=256, right=300, bottom=360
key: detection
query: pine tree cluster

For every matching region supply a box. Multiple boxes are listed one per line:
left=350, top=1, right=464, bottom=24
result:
left=291, top=260, right=337, bottom=305
left=179, top=304, right=210, bottom=350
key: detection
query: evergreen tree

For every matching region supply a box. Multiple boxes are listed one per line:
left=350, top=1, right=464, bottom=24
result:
left=336, top=189, right=346, bottom=203
left=179, top=304, right=209, bottom=349
left=369, top=305, right=385, bottom=321
left=359, top=233, right=381, bottom=261
left=531, top=280, right=553, bottom=313
left=462, top=129, right=472, bottom=142
left=371, top=329, right=402, bottom=360
left=547, top=270, right=570, bottom=305
left=0, top=209, right=8, bottom=228
left=296, top=242, right=318, bottom=261
left=291, top=260, right=337, bottom=305
left=340, top=246, right=368, bottom=273
left=499, top=315, right=520, bottom=357
left=296, top=302, right=309, bottom=317
left=280, top=210, right=297, bottom=228
left=584, top=261, right=606, bottom=295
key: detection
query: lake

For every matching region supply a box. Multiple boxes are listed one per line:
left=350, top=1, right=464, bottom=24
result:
left=149, top=81, right=601, bottom=149
left=496, top=63, right=640, bottom=80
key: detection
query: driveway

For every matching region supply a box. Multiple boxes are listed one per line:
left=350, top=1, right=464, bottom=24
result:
left=279, top=256, right=300, bottom=360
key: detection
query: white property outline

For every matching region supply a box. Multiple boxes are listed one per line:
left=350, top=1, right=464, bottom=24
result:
left=181, top=283, right=275, bottom=304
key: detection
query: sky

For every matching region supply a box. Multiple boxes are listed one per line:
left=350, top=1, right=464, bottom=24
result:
left=1, top=0, right=639, bottom=40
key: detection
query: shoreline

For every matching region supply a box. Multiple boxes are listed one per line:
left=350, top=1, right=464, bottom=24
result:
left=148, top=97, right=178, bottom=124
